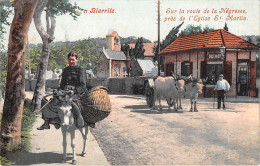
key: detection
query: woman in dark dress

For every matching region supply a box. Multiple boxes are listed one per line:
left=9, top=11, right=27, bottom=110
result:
left=37, top=52, right=87, bottom=130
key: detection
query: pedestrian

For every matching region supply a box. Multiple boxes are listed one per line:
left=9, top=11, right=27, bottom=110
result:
left=37, top=52, right=92, bottom=130
left=214, top=74, right=230, bottom=109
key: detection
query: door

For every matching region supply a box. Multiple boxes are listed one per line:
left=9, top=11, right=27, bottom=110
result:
left=237, top=64, right=248, bottom=96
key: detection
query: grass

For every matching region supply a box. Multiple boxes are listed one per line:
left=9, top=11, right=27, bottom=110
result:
left=0, top=98, right=36, bottom=165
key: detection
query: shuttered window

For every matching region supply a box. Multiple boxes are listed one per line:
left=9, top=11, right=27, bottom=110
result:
left=224, top=61, right=232, bottom=85
left=250, top=61, right=256, bottom=96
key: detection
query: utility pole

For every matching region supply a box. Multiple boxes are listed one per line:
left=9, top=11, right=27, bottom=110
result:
left=157, top=0, right=161, bottom=76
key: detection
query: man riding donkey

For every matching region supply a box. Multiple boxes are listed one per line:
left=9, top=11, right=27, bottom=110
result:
left=37, top=52, right=95, bottom=130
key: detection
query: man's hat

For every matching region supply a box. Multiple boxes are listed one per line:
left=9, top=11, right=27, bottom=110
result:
left=219, top=74, right=224, bottom=77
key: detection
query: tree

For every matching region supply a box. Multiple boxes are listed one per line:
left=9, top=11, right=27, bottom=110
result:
left=178, top=24, right=215, bottom=37
left=161, top=22, right=184, bottom=50
left=32, top=0, right=82, bottom=111
left=1, top=0, right=38, bottom=149
left=153, top=22, right=184, bottom=72
left=133, top=37, right=145, bottom=59
left=224, top=22, right=229, bottom=31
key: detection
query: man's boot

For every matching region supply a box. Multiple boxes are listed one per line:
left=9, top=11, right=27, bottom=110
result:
left=37, top=120, right=50, bottom=130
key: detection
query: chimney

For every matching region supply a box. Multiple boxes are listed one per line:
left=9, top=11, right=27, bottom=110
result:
left=106, top=34, right=114, bottom=50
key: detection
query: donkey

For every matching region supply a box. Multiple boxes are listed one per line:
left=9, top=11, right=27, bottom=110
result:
left=55, top=91, right=88, bottom=165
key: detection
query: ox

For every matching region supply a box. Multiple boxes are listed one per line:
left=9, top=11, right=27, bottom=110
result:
left=184, top=79, right=204, bottom=112
left=153, top=76, right=178, bottom=111
left=55, top=91, right=88, bottom=165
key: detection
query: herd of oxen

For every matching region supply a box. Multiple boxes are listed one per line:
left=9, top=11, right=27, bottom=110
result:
left=147, top=75, right=204, bottom=112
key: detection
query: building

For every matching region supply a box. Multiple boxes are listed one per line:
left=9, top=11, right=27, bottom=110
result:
left=159, top=29, right=259, bottom=97
left=96, top=31, right=157, bottom=78
left=130, top=59, right=158, bottom=77
left=96, top=32, right=130, bottom=78
left=96, top=47, right=130, bottom=78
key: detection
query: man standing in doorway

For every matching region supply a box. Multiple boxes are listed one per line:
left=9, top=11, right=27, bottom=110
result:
left=214, top=74, right=230, bottom=109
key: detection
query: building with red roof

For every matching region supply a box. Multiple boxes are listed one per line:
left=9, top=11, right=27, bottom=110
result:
left=97, top=31, right=157, bottom=78
left=159, top=29, right=259, bottom=97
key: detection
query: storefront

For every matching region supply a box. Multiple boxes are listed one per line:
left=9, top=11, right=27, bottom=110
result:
left=159, top=29, right=259, bottom=97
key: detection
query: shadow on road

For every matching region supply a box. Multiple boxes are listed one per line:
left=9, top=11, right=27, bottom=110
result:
left=124, top=105, right=184, bottom=114
left=7, top=151, right=71, bottom=165
left=199, top=108, right=245, bottom=113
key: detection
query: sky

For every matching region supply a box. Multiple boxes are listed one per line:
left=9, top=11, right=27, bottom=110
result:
left=2, top=0, right=260, bottom=49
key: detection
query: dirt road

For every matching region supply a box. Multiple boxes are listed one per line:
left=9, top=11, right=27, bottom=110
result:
left=91, top=95, right=259, bottom=165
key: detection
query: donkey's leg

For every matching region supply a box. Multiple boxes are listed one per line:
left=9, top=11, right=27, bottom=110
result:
left=80, top=126, right=89, bottom=157
left=61, top=128, right=67, bottom=163
left=70, top=129, right=77, bottom=165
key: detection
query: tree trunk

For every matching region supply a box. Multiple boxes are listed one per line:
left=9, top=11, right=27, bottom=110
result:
left=32, top=0, right=56, bottom=111
left=0, top=0, right=38, bottom=148
left=32, top=40, right=51, bottom=111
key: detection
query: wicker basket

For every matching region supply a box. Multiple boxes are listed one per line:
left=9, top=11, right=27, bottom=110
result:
left=80, top=86, right=111, bottom=124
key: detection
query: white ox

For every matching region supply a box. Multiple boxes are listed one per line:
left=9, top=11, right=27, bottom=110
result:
left=153, top=76, right=178, bottom=111
left=184, top=80, right=204, bottom=112
left=55, top=92, right=88, bottom=165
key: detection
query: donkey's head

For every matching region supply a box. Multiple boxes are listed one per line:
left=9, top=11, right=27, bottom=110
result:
left=54, top=91, right=74, bottom=129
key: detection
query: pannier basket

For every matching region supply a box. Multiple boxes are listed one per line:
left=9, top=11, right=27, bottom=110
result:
left=80, top=86, right=111, bottom=124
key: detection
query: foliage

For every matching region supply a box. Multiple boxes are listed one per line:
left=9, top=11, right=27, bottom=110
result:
left=152, top=22, right=184, bottom=72
left=153, top=22, right=184, bottom=60
left=162, top=22, right=184, bottom=50
left=121, top=37, right=145, bottom=60
left=0, top=52, right=7, bottom=98
left=133, top=37, right=145, bottom=59
left=46, top=0, right=84, bottom=20
left=28, top=39, right=97, bottom=74
left=241, top=35, right=260, bottom=78
left=223, top=22, right=228, bottom=31
left=121, top=43, right=130, bottom=56
left=178, top=24, right=215, bottom=37
left=120, top=36, right=151, bottom=44
left=0, top=0, right=12, bottom=50
left=0, top=156, right=12, bottom=165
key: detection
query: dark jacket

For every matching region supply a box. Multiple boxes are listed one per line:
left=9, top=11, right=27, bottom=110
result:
left=60, top=65, right=86, bottom=95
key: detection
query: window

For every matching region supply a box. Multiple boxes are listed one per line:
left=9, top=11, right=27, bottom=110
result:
left=166, top=64, right=174, bottom=76
left=206, top=62, right=223, bottom=84
left=113, top=64, right=118, bottom=77
left=181, top=62, right=192, bottom=76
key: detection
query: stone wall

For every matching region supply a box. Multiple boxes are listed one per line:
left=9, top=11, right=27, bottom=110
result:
left=25, top=77, right=150, bottom=95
